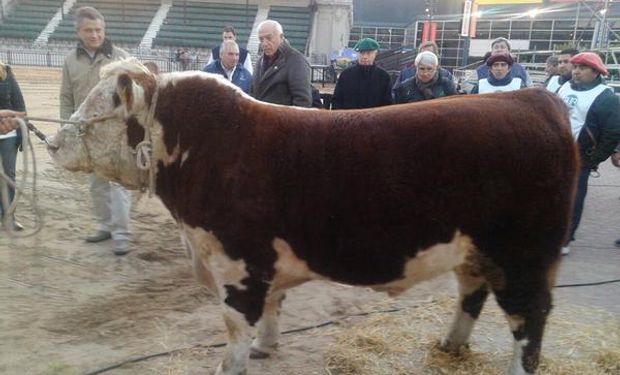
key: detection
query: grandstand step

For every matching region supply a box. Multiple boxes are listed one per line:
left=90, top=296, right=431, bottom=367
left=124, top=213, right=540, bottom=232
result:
left=140, top=2, right=172, bottom=51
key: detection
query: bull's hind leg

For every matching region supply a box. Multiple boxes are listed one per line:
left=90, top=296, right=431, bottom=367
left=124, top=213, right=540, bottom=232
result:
left=250, top=290, right=286, bottom=359
left=441, top=265, right=489, bottom=351
left=493, top=274, right=555, bottom=375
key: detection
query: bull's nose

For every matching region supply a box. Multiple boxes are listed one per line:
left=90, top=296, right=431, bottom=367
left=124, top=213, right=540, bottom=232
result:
left=46, top=138, right=59, bottom=152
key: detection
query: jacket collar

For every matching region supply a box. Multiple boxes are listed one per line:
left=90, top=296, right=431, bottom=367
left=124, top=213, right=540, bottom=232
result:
left=569, top=75, right=604, bottom=91
left=487, top=70, right=514, bottom=86
left=559, top=72, right=572, bottom=85
left=76, top=38, right=114, bottom=60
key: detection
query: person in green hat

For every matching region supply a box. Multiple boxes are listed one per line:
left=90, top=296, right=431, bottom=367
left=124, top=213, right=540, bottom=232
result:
left=331, top=38, right=392, bottom=109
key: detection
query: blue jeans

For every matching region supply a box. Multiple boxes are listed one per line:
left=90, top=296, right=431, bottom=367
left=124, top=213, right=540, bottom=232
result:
left=567, top=167, right=590, bottom=244
left=0, top=136, right=17, bottom=219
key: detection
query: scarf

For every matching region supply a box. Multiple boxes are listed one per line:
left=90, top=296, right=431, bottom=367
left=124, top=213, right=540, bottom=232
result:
left=415, top=71, right=439, bottom=99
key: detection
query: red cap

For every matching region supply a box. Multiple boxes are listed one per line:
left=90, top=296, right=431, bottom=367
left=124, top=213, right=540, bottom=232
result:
left=570, top=52, right=608, bottom=76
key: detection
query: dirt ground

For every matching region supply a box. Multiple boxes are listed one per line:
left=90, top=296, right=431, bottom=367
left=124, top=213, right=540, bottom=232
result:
left=0, top=67, right=618, bottom=375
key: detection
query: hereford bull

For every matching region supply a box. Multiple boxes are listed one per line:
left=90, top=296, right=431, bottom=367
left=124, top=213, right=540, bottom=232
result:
left=48, top=59, right=577, bottom=375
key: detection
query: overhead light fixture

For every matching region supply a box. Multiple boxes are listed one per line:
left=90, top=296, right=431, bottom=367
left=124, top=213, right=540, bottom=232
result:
left=527, top=8, right=540, bottom=18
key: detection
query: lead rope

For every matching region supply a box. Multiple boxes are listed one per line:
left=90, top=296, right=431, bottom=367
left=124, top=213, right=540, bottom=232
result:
left=135, top=86, right=159, bottom=197
left=0, top=118, right=43, bottom=237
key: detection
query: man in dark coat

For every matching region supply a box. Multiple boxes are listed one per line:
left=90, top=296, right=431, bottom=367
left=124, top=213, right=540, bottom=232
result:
left=251, top=20, right=311, bottom=107
left=331, top=38, right=392, bottom=109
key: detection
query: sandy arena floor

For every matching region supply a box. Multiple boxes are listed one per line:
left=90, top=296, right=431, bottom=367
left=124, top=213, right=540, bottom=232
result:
left=0, top=66, right=618, bottom=375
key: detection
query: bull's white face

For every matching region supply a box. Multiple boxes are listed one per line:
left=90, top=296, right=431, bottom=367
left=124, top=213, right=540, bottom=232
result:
left=49, top=68, right=150, bottom=190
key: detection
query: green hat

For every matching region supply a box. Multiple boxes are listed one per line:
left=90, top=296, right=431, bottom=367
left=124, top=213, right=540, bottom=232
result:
left=354, top=38, right=380, bottom=52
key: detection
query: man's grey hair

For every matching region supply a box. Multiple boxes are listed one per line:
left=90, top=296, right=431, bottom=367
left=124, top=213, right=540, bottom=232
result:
left=220, top=39, right=239, bottom=55
left=74, top=6, right=105, bottom=28
left=491, top=37, right=511, bottom=51
left=257, top=20, right=283, bottom=35
left=546, top=55, right=559, bottom=66
left=415, top=51, right=438, bottom=67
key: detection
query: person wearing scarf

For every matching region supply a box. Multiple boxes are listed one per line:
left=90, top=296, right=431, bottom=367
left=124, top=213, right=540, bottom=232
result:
left=331, top=38, right=392, bottom=109
left=557, top=52, right=620, bottom=255
left=393, top=51, right=456, bottom=104
left=471, top=52, right=526, bottom=94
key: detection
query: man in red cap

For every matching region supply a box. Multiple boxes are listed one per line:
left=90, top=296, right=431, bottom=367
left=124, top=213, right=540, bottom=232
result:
left=471, top=52, right=526, bottom=94
left=557, top=52, right=620, bottom=255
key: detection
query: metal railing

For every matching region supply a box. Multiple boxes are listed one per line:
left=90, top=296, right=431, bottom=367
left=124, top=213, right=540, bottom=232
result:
left=1, top=49, right=341, bottom=82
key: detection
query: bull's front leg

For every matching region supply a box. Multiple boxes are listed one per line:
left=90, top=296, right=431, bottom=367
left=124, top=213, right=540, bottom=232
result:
left=215, top=272, right=271, bottom=375
left=250, top=290, right=286, bottom=359
left=216, top=305, right=253, bottom=375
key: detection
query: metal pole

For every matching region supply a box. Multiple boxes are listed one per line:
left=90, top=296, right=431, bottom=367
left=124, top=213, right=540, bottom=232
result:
left=572, top=2, right=580, bottom=45
left=599, top=0, right=610, bottom=49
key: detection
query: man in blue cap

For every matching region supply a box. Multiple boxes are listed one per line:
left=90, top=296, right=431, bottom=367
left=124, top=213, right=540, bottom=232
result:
left=331, top=38, right=392, bottom=109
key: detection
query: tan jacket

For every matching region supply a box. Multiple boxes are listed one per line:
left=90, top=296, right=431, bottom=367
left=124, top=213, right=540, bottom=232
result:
left=60, top=40, right=129, bottom=120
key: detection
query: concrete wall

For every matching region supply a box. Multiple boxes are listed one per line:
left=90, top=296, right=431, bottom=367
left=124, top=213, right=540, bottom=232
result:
left=308, top=0, right=352, bottom=63
left=0, top=0, right=16, bottom=20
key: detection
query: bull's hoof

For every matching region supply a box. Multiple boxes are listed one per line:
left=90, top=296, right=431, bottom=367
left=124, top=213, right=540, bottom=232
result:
left=438, top=339, right=469, bottom=354
left=249, top=347, right=271, bottom=359
left=215, top=362, right=247, bottom=375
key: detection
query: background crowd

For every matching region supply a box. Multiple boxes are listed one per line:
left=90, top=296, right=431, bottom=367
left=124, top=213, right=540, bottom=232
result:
left=1, top=5, right=619, bottom=256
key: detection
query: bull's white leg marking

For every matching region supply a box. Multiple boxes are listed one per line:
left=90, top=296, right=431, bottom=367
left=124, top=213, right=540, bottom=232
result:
left=441, top=266, right=487, bottom=351
left=370, top=230, right=473, bottom=296
left=506, top=315, right=530, bottom=375
left=442, top=309, right=476, bottom=351
left=182, top=226, right=252, bottom=374
left=250, top=290, right=284, bottom=358
left=183, top=227, right=249, bottom=291
left=509, top=339, right=529, bottom=375
left=180, top=230, right=219, bottom=296
left=215, top=306, right=252, bottom=375
left=249, top=238, right=322, bottom=359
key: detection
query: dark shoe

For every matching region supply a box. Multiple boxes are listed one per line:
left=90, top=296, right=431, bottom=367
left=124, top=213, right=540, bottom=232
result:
left=615, top=239, right=620, bottom=248
left=85, top=231, right=112, bottom=243
left=113, top=239, right=130, bottom=256
left=13, top=221, right=24, bottom=232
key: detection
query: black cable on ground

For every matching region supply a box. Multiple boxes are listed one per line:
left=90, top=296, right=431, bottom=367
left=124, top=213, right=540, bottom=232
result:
left=82, top=278, right=620, bottom=375
left=83, top=307, right=403, bottom=375
left=555, top=278, right=620, bottom=288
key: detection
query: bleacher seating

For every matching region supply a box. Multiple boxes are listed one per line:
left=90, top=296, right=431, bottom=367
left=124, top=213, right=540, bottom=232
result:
left=0, top=0, right=60, bottom=41
left=49, top=0, right=160, bottom=45
left=153, top=2, right=257, bottom=50
left=266, top=6, right=311, bottom=53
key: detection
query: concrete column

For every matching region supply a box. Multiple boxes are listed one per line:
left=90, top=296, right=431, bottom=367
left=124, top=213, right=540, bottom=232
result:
left=308, top=0, right=352, bottom=63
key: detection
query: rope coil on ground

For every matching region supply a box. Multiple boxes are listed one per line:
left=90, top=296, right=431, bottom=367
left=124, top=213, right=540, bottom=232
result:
left=0, top=118, right=43, bottom=237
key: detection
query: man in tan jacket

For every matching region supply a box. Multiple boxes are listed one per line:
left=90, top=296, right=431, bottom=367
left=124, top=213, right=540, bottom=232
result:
left=60, top=6, right=132, bottom=255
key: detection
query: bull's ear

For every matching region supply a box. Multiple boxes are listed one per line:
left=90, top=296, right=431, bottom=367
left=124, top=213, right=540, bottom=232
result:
left=116, top=73, right=134, bottom=112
